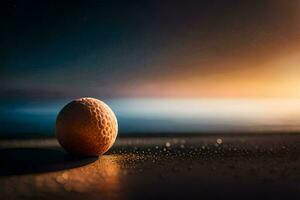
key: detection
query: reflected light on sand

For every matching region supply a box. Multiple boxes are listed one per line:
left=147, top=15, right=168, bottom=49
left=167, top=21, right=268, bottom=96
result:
left=54, top=155, right=121, bottom=194
left=1, top=155, right=123, bottom=199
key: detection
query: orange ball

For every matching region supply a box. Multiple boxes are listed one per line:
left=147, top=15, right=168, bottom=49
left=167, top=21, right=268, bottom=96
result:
left=56, top=97, right=118, bottom=156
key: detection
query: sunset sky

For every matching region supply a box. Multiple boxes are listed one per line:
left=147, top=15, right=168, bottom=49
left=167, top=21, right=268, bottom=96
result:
left=1, top=0, right=300, bottom=99
left=1, top=1, right=300, bottom=135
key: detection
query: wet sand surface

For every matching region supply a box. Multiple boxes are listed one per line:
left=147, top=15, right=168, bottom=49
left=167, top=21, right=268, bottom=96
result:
left=1, top=134, right=300, bottom=200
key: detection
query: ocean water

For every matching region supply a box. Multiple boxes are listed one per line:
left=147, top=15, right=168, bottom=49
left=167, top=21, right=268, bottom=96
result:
left=1, top=98, right=300, bottom=137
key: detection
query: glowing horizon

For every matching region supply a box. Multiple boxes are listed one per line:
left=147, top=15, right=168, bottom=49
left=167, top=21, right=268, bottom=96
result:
left=2, top=98, right=300, bottom=135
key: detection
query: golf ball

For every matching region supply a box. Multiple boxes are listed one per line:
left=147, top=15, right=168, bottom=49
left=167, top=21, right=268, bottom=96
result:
left=56, top=97, right=118, bottom=156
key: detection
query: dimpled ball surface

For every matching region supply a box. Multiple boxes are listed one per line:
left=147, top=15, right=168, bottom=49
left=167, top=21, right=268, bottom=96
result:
left=56, top=97, right=118, bottom=156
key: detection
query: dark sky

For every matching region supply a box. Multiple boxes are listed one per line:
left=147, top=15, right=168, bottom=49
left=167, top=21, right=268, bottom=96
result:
left=1, top=0, right=300, bottom=99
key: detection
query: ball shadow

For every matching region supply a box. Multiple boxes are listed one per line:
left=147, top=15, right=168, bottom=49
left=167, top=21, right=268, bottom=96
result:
left=0, top=148, right=98, bottom=176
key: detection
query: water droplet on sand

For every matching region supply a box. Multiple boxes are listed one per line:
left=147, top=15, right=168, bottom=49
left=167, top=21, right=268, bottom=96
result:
left=216, top=138, right=223, bottom=145
left=165, top=142, right=171, bottom=147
